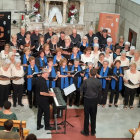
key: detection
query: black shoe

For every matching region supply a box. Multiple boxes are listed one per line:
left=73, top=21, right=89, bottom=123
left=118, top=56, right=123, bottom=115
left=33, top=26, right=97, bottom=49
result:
left=109, top=105, right=112, bottom=107
left=18, top=103, right=24, bottom=107
left=13, top=104, right=16, bottom=107
left=114, top=104, right=118, bottom=107
left=81, top=130, right=89, bottom=136
left=34, top=105, right=37, bottom=108
left=69, top=103, right=72, bottom=107
left=37, top=125, right=44, bottom=130
left=138, top=105, right=140, bottom=108
left=76, top=103, right=79, bottom=107
left=91, top=132, right=95, bottom=136
left=29, top=105, right=32, bottom=108
left=45, top=126, right=55, bottom=130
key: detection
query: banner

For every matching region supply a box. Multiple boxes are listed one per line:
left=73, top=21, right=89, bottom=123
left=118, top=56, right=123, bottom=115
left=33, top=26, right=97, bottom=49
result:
left=98, top=12, right=120, bottom=45
left=0, top=11, right=11, bottom=51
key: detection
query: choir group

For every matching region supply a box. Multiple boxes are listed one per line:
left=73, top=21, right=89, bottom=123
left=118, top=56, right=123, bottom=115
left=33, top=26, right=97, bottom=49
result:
left=0, top=26, right=140, bottom=110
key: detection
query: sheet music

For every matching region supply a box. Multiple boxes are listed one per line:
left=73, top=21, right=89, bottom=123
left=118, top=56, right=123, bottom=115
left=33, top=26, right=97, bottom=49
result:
left=63, top=84, right=76, bottom=96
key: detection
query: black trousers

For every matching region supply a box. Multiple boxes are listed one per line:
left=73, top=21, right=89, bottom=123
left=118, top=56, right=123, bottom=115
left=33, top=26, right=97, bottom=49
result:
left=124, top=86, right=137, bottom=106
left=37, top=99, right=50, bottom=128
left=84, top=97, right=97, bottom=134
left=109, top=89, right=120, bottom=104
left=69, top=89, right=80, bottom=104
left=0, top=84, right=11, bottom=107
left=12, top=84, right=24, bottom=104
left=27, top=84, right=36, bottom=106
left=100, top=84, right=109, bottom=105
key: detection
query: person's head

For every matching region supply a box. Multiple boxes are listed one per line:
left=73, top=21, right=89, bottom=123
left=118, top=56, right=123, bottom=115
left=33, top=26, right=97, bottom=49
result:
left=48, top=58, right=53, bottom=67
left=115, top=47, right=121, bottom=54
left=4, top=120, right=13, bottom=131
left=74, top=58, right=79, bottom=66
left=9, top=52, right=15, bottom=60
left=42, top=68, right=50, bottom=79
left=105, top=46, right=110, bottom=54
left=60, top=31, right=65, bottom=40
left=107, top=38, right=112, bottom=46
left=39, top=35, right=44, bottom=43
left=134, top=50, right=140, bottom=58
left=72, top=46, right=78, bottom=54
left=114, top=60, right=121, bottom=68
left=103, top=60, right=109, bottom=68
left=130, top=63, right=137, bottom=71
left=55, top=48, right=62, bottom=56
left=48, top=27, right=53, bottom=34
left=89, top=69, right=97, bottom=77
left=34, top=27, right=39, bottom=35
left=119, top=36, right=124, bottom=43
left=82, top=36, right=88, bottom=44
left=88, top=62, right=93, bottom=70
left=51, top=35, right=59, bottom=43
left=121, top=50, right=126, bottom=59
left=93, top=37, right=98, bottom=44
left=102, top=29, right=108, bottom=38
left=39, top=49, right=44, bottom=58
left=129, top=46, right=135, bottom=55
left=24, top=47, right=30, bottom=55
left=99, top=53, right=105, bottom=61
left=64, top=35, right=71, bottom=44
left=59, top=58, right=67, bottom=66
left=10, top=46, right=17, bottom=54
left=93, top=43, right=99, bottom=51
left=3, top=59, right=11, bottom=70
left=25, top=31, right=31, bottom=39
left=15, top=59, right=21, bottom=67
left=43, top=43, right=50, bottom=51
left=29, top=56, right=35, bottom=66
left=4, top=44, right=10, bottom=52
left=89, top=28, right=93, bottom=35
left=4, top=101, right=11, bottom=110
left=72, top=29, right=77, bottom=36
left=100, top=27, right=104, bottom=34
left=84, top=47, right=92, bottom=55
left=20, top=26, right=25, bottom=35
left=26, top=134, right=37, bottom=140
left=11, top=34, right=17, bottom=42
left=124, top=41, right=130, bottom=50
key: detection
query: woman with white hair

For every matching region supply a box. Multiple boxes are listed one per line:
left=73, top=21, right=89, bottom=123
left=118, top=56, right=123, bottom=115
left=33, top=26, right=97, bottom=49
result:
left=123, top=63, right=140, bottom=109
left=96, top=60, right=112, bottom=107
left=91, top=43, right=101, bottom=59
left=92, top=37, right=99, bottom=46
left=115, top=36, right=124, bottom=50
left=10, top=46, right=20, bottom=59
left=131, top=50, right=140, bottom=68
left=0, top=44, right=10, bottom=60
left=123, top=41, right=130, bottom=52
left=126, top=46, right=135, bottom=61
left=105, top=38, right=113, bottom=52
left=0, top=59, right=11, bottom=110
left=79, top=36, right=89, bottom=54
left=12, top=59, right=24, bottom=107
left=8, top=52, right=15, bottom=69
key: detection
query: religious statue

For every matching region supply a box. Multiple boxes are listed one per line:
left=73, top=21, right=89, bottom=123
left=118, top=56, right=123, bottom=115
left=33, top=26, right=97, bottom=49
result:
left=48, top=6, right=62, bottom=25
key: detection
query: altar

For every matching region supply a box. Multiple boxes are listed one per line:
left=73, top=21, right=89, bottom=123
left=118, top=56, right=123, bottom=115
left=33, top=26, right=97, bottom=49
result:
left=24, top=0, right=85, bottom=37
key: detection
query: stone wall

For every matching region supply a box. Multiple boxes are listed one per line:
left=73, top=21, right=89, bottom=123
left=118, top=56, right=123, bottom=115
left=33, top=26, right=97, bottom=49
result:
left=116, top=0, right=140, bottom=49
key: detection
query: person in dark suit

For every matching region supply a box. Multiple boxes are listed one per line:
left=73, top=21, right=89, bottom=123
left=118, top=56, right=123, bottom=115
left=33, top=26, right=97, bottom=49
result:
left=80, top=69, right=102, bottom=136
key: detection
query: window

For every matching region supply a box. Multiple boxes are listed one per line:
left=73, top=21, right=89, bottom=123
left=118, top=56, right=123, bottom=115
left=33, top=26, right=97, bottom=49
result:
left=128, top=29, right=137, bottom=46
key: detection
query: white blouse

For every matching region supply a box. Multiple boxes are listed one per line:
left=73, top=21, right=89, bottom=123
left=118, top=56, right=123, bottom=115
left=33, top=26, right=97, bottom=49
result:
left=126, top=52, right=134, bottom=58
left=115, top=56, right=129, bottom=67
left=81, top=54, right=94, bottom=63
left=124, top=69, right=140, bottom=89
left=91, top=51, right=101, bottom=59
left=0, top=67, right=11, bottom=85
left=104, top=53, right=113, bottom=68
left=12, top=66, right=24, bottom=85
left=131, top=57, right=140, bottom=68
left=0, top=50, right=9, bottom=59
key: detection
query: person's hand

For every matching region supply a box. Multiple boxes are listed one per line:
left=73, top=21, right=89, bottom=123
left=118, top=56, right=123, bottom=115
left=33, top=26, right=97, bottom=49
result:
left=119, top=74, right=123, bottom=77
left=31, top=46, right=35, bottom=49
left=124, top=78, right=128, bottom=83
left=54, top=63, right=58, bottom=66
left=71, top=75, right=74, bottom=78
left=23, top=64, right=28, bottom=67
left=83, top=77, right=87, bottom=80
left=105, top=77, right=111, bottom=80
left=49, top=91, right=56, bottom=97
left=53, top=78, right=57, bottom=81
left=27, top=75, right=33, bottom=78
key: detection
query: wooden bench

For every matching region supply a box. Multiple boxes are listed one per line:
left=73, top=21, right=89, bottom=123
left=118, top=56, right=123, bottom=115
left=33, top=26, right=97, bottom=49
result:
left=129, top=122, right=140, bottom=140
left=0, top=119, right=29, bottom=139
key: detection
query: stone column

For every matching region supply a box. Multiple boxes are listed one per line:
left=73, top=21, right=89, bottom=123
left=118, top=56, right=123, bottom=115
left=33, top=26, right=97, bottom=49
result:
left=44, top=0, right=50, bottom=26
left=62, top=2, right=67, bottom=26
left=78, top=1, right=85, bottom=24
left=25, top=0, right=32, bottom=11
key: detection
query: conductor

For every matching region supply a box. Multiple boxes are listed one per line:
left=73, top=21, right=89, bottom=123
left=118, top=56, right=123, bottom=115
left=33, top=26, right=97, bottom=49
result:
left=36, top=68, right=56, bottom=130
left=80, top=69, right=102, bottom=136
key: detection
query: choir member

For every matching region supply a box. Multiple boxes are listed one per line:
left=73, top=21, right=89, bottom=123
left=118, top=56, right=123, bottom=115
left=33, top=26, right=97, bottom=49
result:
left=58, top=31, right=65, bottom=47
left=23, top=31, right=31, bottom=46
left=17, top=26, right=26, bottom=46
left=92, top=37, right=99, bottom=47
left=126, top=46, right=135, bottom=61
left=105, top=38, right=113, bottom=52
left=0, top=59, right=11, bottom=110
left=0, top=44, right=10, bottom=59
left=35, top=49, right=47, bottom=69
left=9, top=52, right=15, bottom=69
left=12, top=59, right=24, bottom=107
left=44, top=27, right=56, bottom=43
left=43, top=43, right=52, bottom=57
left=21, top=47, right=30, bottom=71
left=113, top=46, right=121, bottom=60
left=69, top=58, right=84, bottom=107
left=57, top=58, right=69, bottom=101
left=46, top=58, right=57, bottom=88
left=70, top=29, right=81, bottom=47
left=31, top=27, right=42, bottom=47
left=123, top=63, right=140, bottom=109
left=25, top=56, right=39, bottom=108
left=97, top=53, right=105, bottom=68
left=70, top=46, right=80, bottom=60
left=53, top=48, right=64, bottom=67
left=91, top=43, right=101, bottom=59
left=35, top=36, right=44, bottom=52
left=96, top=27, right=103, bottom=41
left=123, top=41, right=130, bottom=52
left=131, top=50, right=140, bottom=68
left=115, top=36, right=124, bottom=50
left=97, top=60, right=112, bottom=107
left=84, top=62, right=94, bottom=80
left=85, top=28, right=96, bottom=46
left=109, top=60, right=124, bottom=107
left=104, top=47, right=113, bottom=68
left=9, top=35, right=20, bottom=51
left=10, top=46, right=20, bottom=59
